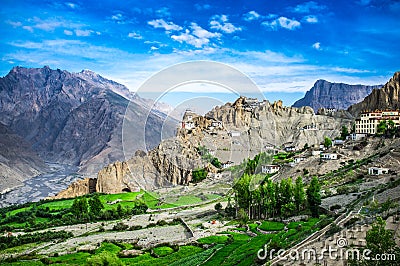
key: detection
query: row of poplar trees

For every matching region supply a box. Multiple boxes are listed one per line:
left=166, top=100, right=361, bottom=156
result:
left=233, top=175, right=321, bottom=220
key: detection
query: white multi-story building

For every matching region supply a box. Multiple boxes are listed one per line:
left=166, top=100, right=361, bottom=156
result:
left=355, top=110, right=400, bottom=134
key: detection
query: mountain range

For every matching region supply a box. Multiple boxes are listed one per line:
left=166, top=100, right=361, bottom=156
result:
left=292, top=79, right=382, bottom=112
left=0, top=66, right=177, bottom=188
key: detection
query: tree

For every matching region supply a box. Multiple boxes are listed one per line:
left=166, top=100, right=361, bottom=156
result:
left=377, top=120, right=388, bottom=135
left=214, top=202, right=222, bottom=212
left=282, top=202, right=295, bottom=218
left=211, top=157, right=222, bottom=168
left=192, top=168, right=207, bottom=183
left=89, top=194, right=104, bottom=217
left=340, top=125, right=349, bottom=140
left=71, top=198, right=88, bottom=220
left=324, top=137, right=332, bottom=148
left=358, top=216, right=400, bottom=266
left=116, top=204, right=124, bottom=217
left=237, top=208, right=249, bottom=225
left=294, top=176, right=306, bottom=212
left=387, top=119, right=396, bottom=137
left=306, top=177, right=321, bottom=217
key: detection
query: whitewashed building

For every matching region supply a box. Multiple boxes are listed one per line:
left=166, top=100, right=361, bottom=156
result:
left=228, top=131, right=241, bottom=137
left=261, top=164, right=280, bottom=174
left=312, top=150, right=322, bottom=156
left=321, top=153, right=338, bottom=160
left=348, top=133, right=367, bottom=141
left=222, top=161, right=234, bottom=169
left=368, top=167, right=389, bottom=175
left=294, top=157, right=306, bottom=164
left=182, top=121, right=195, bottom=129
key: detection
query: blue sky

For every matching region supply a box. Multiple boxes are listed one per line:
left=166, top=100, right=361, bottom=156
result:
left=1, top=0, right=399, bottom=105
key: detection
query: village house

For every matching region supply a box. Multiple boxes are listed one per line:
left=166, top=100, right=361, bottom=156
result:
left=228, top=131, right=241, bottom=137
left=348, top=133, right=367, bottom=141
left=211, top=120, right=223, bottom=128
left=182, top=121, right=195, bottom=129
left=302, top=123, right=318, bottom=130
left=294, top=156, right=306, bottom=164
left=311, top=150, right=322, bottom=156
left=285, top=146, right=297, bottom=152
left=368, top=167, right=389, bottom=175
left=261, top=164, right=280, bottom=174
left=222, top=161, right=234, bottom=169
left=320, top=153, right=338, bottom=160
left=264, top=143, right=275, bottom=150
left=333, top=139, right=344, bottom=146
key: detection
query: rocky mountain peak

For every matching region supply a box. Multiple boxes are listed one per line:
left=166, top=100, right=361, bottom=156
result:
left=292, top=79, right=382, bottom=112
left=348, top=71, right=400, bottom=116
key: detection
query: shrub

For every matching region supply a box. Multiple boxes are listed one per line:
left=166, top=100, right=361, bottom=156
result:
left=86, top=251, right=124, bottom=266
left=112, top=222, right=129, bottom=231
left=330, top=204, right=341, bottom=211
left=156, top=220, right=167, bottom=226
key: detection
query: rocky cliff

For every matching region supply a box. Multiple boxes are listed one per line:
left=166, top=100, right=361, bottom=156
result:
left=292, top=80, right=382, bottom=112
left=348, top=72, right=400, bottom=116
left=0, top=123, right=48, bottom=193
left=202, top=97, right=352, bottom=160
left=0, top=66, right=177, bottom=176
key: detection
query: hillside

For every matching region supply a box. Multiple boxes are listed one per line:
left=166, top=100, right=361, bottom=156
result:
left=348, top=71, right=400, bottom=116
left=292, top=79, right=381, bottom=112
left=0, top=123, right=47, bottom=193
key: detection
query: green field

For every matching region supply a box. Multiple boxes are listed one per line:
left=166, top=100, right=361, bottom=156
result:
left=258, top=221, right=285, bottom=231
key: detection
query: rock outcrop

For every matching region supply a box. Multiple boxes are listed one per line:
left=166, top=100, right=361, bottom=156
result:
left=348, top=72, right=400, bottom=116
left=293, top=79, right=382, bottom=112
left=0, top=123, right=48, bottom=193
left=51, top=178, right=96, bottom=199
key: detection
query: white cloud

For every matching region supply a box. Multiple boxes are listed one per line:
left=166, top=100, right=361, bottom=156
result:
left=64, top=29, right=73, bottom=35
left=150, top=46, right=159, bottom=51
left=303, top=15, right=318, bottom=23
left=5, top=20, right=22, bottom=27
left=10, top=17, right=88, bottom=34
left=170, top=23, right=221, bottom=48
left=75, top=29, right=93, bottom=37
left=243, top=11, right=261, bottom=21
left=262, top=17, right=301, bottom=30
left=191, top=23, right=221, bottom=39
left=156, top=7, right=171, bottom=17
left=65, top=2, right=78, bottom=9
left=210, top=15, right=242, bottom=33
left=194, top=3, right=211, bottom=11
left=148, top=19, right=182, bottom=32
left=312, top=42, right=321, bottom=50
left=22, top=26, right=34, bottom=32
left=171, top=29, right=211, bottom=48
left=128, top=32, right=143, bottom=39
left=290, top=1, right=327, bottom=13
